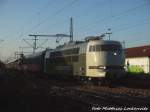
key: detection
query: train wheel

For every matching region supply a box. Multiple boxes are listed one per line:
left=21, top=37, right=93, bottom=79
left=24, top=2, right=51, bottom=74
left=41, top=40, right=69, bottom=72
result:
left=88, top=80, right=94, bottom=86
left=97, top=81, right=102, bottom=86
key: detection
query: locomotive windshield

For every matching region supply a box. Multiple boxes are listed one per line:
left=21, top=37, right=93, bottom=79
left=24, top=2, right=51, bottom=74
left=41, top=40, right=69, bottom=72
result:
left=89, top=44, right=122, bottom=52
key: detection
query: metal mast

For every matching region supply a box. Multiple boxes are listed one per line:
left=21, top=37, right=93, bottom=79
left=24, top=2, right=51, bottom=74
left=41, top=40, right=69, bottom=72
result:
left=23, top=17, right=73, bottom=54
left=28, top=35, right=39, bottom=54
left=70, top=17, right=73, bottom=42
left=22, top=37, right=47, bottom=54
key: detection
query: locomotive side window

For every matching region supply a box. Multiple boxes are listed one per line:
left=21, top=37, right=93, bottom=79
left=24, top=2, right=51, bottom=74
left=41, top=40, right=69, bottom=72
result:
left=62, top=48, right=79, bottom=55
left=96, top=45, right=101, bottom=51
left=49, top=48, right=79, bottom=63
left=72, top=56, right=79, bottom=62
left=50, top=48, right=79, bottom=57
left=73, top=48, right=79, bottom=54
left=93, top=46, right=96, bottom=51
left=89, top=46, right=93, bottom=52
left=50, top=51, right=62, bottom=58
left=89, top=45, right=96, bottom=52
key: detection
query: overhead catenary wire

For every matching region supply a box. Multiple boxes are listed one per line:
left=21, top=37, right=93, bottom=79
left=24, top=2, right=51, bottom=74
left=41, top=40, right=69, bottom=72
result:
left=114, top=17, right=150, bottom=33
left=18, top=0, right=56, bottom=39
left=20, top=0, right=78, bottom=38
left=78, top=2, right=150, bottom=32
left=87, top=16, right=150, bottom=36
left=19, top=0, right=149, bottom=40
left=16, top=2, right=150, bottom=43
left=38, top=0, right=109, bottom=35
left=114, top=18, right=150, bottom=48
left=37, top=0, right=56, bottom=15
left=2, top=0, right=150, bottom=62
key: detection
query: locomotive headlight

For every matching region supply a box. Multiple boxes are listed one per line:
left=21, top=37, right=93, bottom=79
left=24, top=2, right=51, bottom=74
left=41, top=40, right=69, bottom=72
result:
left=114, top=52, right=117, bottom=56
left=99, top=66, right=106, bottom=69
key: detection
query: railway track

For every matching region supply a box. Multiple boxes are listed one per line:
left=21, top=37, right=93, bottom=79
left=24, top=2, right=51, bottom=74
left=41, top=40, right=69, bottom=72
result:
left=75, top=87, right=150, bottom=106
left=4, top=71, right=150, bottom=110
left=21, top=72, right=150, bottom=107
left=49, top=86, right=150, bottom=108
left=1, top=70, right=150, bottom=112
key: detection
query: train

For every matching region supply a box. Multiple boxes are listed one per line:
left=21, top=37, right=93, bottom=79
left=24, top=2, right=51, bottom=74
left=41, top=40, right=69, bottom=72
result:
left=7, top=36, right=125, bottom=83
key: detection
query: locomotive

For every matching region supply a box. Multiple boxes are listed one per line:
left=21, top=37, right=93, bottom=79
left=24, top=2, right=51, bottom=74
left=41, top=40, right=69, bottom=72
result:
left=7, top=36, right=125, bottom=82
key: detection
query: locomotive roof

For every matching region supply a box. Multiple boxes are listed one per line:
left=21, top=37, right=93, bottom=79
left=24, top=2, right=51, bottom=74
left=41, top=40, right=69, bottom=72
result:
left=25, top=51, right=45, bottom=59
left=44, top=39, right=122, bottom=59
left=45, top=39, right=121, bottom=53
left=25, top=39, right=122, bottom=56
left=56, top=41, right=84, bottom=49
left=88, top=40, right=121, bottom=45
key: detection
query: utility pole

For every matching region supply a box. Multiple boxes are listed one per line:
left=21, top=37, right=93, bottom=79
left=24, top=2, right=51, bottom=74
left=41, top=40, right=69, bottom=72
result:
left=0, top=40, right=4, bottom=61
left=28, top=35, right=39, bottom=54
left=122, top=40, right=125, bottom=49
left=28, top=17, right=73, bottom=46
left=70, top=17, right=73, bottom=42
left=23, top=37, right=47, bottom=54
left=23, top=17, right=73, bottom=54
left=33, top=35, right=38, bottom=54
left=15, top=51, right=32, bottom=60
left=14, top=52, right=23, bottom=60
left=19, top=47, right=33, bottom=54
left=29, top=34, right=70, bottom=44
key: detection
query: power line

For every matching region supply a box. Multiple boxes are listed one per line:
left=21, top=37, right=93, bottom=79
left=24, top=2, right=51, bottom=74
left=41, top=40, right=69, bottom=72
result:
left=114, top=17, right=150, bottom=33
left=73, top=0, right=109, bottom=20
left=80, top=16, right=150, bottom=42
left=22, top=37, right=48, bottom=54
left=38, top=0, right=109, bottom=36
left=33, top=0, right=77, bottom=30
left=20, top=0, right=78, bottom=38
left=113, top=18, right=150, bottom=47
left=18, top=0, right=56, bottom=39
left=37, top=0, right=55, bottom=15
left=28, top=17, right=73, bottom=42
left=78, top=2, right=149, bottom=32
left=21, top=17, right=73, bottom=54
left=18, top=17, right=73, bottom=55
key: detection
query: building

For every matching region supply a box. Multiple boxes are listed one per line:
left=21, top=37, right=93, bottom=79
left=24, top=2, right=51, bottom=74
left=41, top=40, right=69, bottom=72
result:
left=125, top=45, right=150, bottom=74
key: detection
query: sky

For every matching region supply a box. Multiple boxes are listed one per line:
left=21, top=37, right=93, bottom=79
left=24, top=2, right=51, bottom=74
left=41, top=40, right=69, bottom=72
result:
left=0, top=0, right=150, bottom=62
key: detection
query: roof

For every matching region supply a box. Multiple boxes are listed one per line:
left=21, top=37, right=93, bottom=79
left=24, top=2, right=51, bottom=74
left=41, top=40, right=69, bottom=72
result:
left=25, top=51, right=45, bottom=59
left=125, top=45, right=150, bottom=58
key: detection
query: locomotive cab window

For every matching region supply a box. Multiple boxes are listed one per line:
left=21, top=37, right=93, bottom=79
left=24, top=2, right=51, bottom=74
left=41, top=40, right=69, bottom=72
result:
left=89, top=44, right=122, bottom=52
left=100, top=44, right=122, bottom=51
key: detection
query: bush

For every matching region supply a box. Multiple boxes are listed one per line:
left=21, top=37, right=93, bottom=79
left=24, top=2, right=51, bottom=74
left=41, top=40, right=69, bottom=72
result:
left=0, top=61, right=5, bottom=69
left=127, top=65, right=144, bottom=74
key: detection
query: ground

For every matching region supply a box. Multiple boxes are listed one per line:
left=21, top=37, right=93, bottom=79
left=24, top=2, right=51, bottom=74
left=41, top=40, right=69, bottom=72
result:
left=0, top=70, right=90, bottom=112
left=0, top=70, right=150, bottom=112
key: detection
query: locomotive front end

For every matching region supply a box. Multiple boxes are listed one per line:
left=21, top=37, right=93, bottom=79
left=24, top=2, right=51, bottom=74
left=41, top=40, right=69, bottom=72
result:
left=87, top=39, right=125, bottom=79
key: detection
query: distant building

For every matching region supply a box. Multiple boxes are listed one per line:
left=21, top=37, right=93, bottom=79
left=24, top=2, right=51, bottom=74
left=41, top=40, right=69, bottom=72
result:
left=125, top=45, right=150, bottom=74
